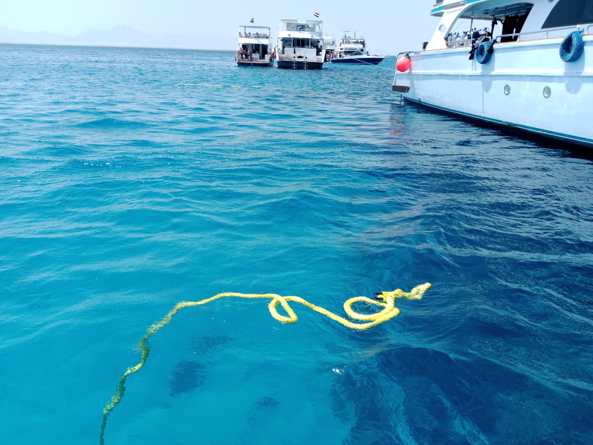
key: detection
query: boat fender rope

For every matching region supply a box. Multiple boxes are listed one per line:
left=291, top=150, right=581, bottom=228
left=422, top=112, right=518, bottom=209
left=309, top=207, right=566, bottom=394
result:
left=560, top=31, right=585, bottom=63
left=99, top=283, right=432, bottom=444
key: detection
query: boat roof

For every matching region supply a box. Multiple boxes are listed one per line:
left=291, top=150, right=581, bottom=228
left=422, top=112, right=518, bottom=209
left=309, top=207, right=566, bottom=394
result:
left=278, top=31, right=321, bottom=39
left=239, top=25, right=271, bottom=31
left=432, top=0, right=535, bottom=19
left=239, top=25, right=270, bottom=36
left=280, top=19, right=323, bottom=24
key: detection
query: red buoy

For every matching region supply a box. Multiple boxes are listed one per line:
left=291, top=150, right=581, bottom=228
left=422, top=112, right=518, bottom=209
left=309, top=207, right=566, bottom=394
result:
left=396, top=55, right=411, bottom=73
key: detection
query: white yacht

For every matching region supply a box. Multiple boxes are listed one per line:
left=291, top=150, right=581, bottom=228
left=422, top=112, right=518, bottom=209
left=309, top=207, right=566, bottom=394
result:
left=276, top=19, right=326, bottom=69
left=236, top=25, right=274, bottom=67
left=332, top=33, right=385, bottom=65
left=393, top=0, right=593, bottom=147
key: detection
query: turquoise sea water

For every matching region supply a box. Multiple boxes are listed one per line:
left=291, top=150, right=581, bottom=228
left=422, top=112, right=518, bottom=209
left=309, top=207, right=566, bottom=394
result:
left=1, top=45, right=593, bottom=445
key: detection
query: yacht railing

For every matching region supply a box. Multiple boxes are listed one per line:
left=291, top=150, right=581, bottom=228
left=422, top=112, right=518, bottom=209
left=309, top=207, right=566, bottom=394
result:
left=494, top=23, right=593, bottom=44
left=444, top=23, right=593, bottom=50
left=239, top=32, right=271, bottom=39
left=239, top=26, right=271, bottom=39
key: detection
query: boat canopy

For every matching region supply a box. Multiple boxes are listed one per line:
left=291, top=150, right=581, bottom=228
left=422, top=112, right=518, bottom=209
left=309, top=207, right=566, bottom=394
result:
left=432, top=0, right=479, bottom=17
left=433, top=0, right=593, bottom=23
left=239, top=25, right=271, bottom=39
left=432, top=0, right=534, bottom=19
left=459, top=1, right=534, bottom=20
left=427, top=0, right=593, bottom=50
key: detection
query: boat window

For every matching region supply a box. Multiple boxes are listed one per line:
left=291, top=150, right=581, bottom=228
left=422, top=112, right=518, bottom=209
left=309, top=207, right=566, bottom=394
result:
left=543, top=0, right=593, bottom=28
left=445, top=18, right=501, bottom=49
left=501, top=13, right=529, bottom=42
left=286, top=23, right=313, bottom=33
left=293, top=39, right=311, bottom=48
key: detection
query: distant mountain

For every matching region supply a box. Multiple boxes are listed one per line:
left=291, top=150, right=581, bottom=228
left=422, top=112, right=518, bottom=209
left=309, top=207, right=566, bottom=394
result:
left=0, top=28, right=70, bottom=45
left=0, top=26, right=190, bottom=49
left=74, top=26, right=188, bottom=48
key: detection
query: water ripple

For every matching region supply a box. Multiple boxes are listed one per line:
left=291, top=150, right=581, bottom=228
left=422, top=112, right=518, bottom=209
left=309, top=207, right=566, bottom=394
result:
left=0, top=45, right=592, bottom=445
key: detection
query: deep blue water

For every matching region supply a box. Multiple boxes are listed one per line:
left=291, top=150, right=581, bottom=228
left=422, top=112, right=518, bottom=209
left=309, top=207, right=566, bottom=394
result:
left=1, top=45, right=593, bottom=445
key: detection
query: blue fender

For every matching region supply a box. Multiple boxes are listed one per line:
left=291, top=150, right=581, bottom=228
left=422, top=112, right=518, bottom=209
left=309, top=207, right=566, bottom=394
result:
left=560, top=31, right=585, bottom=63
left=476, top=40, right=495, bottom=65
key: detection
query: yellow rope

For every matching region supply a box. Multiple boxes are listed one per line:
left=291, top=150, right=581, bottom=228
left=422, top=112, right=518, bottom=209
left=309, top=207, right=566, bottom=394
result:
left=99, top=283, right=431, bottom=444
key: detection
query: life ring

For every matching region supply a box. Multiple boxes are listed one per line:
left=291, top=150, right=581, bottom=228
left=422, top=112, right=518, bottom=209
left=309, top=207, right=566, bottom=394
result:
left=560, top=31, right=585, bottom=63
left=476, top=39, right=495, bottom=65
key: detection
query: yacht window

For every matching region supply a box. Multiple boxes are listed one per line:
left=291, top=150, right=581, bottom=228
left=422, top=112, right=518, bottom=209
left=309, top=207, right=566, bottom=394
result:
left=501, top=14, right=529, bottom=41
left=445, top=19, right=500, bottom=48
left=543, top=0, right=593, bottom=28
left=293, top=39, right=311, bottom=48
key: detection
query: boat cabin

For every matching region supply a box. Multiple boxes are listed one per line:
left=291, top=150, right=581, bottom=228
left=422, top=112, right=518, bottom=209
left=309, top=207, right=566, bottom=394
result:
left=427, top=0, right=593, bottom=50
left=278, top=20, right=324, bottom=57
left=237, top=25, right=273, bottom=65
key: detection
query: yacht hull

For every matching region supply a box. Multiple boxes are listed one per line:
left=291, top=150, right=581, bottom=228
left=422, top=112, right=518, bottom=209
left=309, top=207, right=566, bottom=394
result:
left=332, top=56, right=384, bottom=65
left=404, top=96, right=593, bottom=148
left=237, top=60, right=274, bottom=67
left=394, top=37, right=593, bottom=148
left=277, top=60, right=323, bottom=70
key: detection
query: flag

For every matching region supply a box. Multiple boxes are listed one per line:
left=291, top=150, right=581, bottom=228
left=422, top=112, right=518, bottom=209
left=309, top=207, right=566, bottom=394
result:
left=313, top=12, right=320, bottom=18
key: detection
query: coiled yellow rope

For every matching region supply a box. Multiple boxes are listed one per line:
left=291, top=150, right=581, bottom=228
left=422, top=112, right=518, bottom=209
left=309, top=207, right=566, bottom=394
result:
left=99, top=283, right=431, bottom=444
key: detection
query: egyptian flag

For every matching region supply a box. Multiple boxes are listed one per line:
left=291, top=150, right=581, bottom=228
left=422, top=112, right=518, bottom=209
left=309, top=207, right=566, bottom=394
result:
left=313, top=11, right=320, bottom=18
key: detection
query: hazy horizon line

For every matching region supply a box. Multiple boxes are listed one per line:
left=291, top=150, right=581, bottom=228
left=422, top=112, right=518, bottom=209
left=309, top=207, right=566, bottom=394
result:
left=0, top=40, right=399, bottom=56
left=0, top=40, right=236, bottom=52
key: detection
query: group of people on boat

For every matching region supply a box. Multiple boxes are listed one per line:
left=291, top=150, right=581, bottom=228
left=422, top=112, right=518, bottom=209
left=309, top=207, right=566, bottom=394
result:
left=240, top=32, right=268, bottom=39
left=445, top=28, right=492, bottom=49
left=237, top=45, right=275, bottom=61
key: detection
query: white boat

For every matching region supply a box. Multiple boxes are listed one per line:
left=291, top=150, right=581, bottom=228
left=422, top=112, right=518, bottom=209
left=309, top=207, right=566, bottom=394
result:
left=276, top=19, right=326, bottom=69
left=331, top=33, right=385, bottom=65
left=393, top=0, right=593, bottom=147
left=236, top=25, right=274, bottom=67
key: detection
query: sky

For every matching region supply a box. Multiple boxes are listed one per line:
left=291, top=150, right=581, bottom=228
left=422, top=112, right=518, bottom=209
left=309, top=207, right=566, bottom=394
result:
left=0, top=0, right=439, bottom=53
